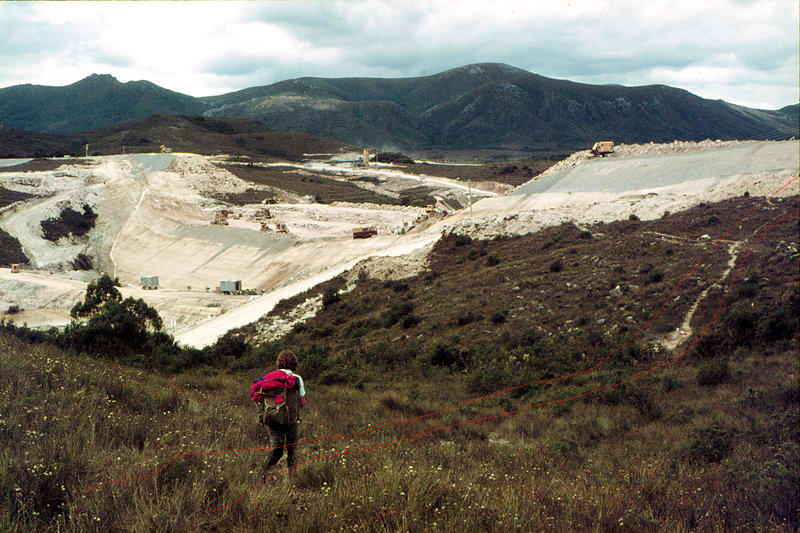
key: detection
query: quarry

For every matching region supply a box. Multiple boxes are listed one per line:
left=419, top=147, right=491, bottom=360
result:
left=0, top=140, right=797, bottom=348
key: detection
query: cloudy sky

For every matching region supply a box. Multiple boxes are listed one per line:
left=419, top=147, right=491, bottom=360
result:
left=1, top=0, right=797, bottom=109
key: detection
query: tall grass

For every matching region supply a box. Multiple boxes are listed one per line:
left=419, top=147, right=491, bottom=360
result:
left=1, top=328, right=797, bottom=532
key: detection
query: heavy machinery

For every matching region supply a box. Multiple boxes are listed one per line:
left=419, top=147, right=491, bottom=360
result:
left=352, top=226, right=378, bottom=239
left=212, top=211, right=229, bottom=226
left=590, top=141, right=615, bottom=157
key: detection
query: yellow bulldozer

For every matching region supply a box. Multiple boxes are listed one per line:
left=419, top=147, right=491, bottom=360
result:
left=590, top=141, right=615, bottom=157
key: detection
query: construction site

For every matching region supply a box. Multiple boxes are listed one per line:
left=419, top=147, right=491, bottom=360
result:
left=0, top=140, right=797, bottom=347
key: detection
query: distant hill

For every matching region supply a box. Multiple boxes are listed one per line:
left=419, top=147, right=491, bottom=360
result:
left=0, top=114, right=349, bottom=159
left=0, top=74, right=208, bottom=135
left=2, top=64, right=797, bottom=152
left=201, top=63, right=799, bottom=150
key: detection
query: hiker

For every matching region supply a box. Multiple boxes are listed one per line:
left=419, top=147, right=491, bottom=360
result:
left=251, top=349, right=306, bottom=470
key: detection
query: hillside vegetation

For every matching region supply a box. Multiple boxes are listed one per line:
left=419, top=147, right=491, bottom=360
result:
left=2, top=193, right=797, bottom=531
left=0, top=114, right=349, bottom=159
left=2, top=65, right=797, bottom=153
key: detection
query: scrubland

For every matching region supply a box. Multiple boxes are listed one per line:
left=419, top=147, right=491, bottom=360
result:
left=1, top=193, right=797, bottom=532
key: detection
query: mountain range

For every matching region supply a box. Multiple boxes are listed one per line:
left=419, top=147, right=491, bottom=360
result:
left=1, top=63, right=797, bottom=152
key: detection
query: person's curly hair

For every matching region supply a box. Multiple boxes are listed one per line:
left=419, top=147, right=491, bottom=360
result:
left=276, top=349, right=298, bottom=371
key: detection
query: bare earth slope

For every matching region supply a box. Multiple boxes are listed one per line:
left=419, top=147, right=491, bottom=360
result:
left=1, top=140, right=797, bottom=348
left=441, top=140, right=798, bottom=238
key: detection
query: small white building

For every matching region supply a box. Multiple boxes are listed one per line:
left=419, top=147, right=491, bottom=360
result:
left=141, top=275, right=159, bottom=289
left=220, top=280, right=242, bottom=294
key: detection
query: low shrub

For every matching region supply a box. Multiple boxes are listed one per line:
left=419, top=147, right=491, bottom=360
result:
left=383, top=301, right=414, bottom=328
left=456, top=311, right=479, bottom=326
left=322, top=287, right=341, bottom=308
left=554, top=438, right=579, bottom=456
left=401, top=314, right=421, bottom=329
left=429, top=342, right=462, bottom=368
left=489, top=311, right=507, bottom=324
left=383, top=280, right=409, bottom=292
left=689, top=424, right=732, bottom=463
left=697, top=358, right=730, bottom=386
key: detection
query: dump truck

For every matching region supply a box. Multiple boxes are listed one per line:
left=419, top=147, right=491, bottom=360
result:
left=590, top=141, right=615, bottom=157
left=352, top=226, right=378, bottom=239
left=10, top=264, right=21, bottom=273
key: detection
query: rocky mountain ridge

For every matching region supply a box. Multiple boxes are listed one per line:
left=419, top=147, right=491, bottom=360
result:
left=1, top=64, right=797, bottom=152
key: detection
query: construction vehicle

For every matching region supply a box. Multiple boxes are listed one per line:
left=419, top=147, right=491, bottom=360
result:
left=10, top=264, right=20, bottom=273
left=212, top=211, right=229, bottom=226
left=254, top=207, right=271, bottom=220
left=590, top=141, right=615, bottom=157
left=275, top=222, right=288, bottom=233
left=160, top=145, right=172, bottom=153
left=352, top=226, right=378, bottom=239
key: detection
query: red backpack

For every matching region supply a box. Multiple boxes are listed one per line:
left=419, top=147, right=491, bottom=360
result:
left=252, top=370, right=300, bottom=425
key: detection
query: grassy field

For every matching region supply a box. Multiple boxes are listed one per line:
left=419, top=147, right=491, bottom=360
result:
left=2, top=193, right=797, bottom=532
left=1, top=334, right=796, bottom=531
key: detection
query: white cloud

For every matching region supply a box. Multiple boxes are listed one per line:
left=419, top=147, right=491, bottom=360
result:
left=0, top=0, right=796, bottom=107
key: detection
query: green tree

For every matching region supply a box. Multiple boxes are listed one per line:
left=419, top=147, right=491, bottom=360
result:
left=64, top=274, right=167, bottom=360
left=70, top=274, right=121, bottom=318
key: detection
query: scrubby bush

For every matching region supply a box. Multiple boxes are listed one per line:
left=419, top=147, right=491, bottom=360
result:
left=697, top=358, right=730, bottom=386
left=429, top=342, right=462, bottom=368
left=689, top=424, right=732, bottom=463
left=549, top=260, right=563, bottom=273
left=322, top=287, right=341, bottom=308
left=452, top=234, right=472, bottom=246
left=490, top=311, right=507, bottom=324
left=456, top=311, right=479, bottom=326
left=645, top=270, right=664, bottom=284
left=554, top=438, right=579, bottom=456
left=383, top=280, right=409, bottom=292
left=383, top=301, right=414, bottom=327
left=401, top=314, right=421, bottom=329
left=724, top=302, right=757, bottom=347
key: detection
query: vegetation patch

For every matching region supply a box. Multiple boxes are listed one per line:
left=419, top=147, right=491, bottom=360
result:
left=0, top=229, right=28, bottom=266
left=217, top=163, right=398, bottom=205
left=0, top=187, right=35, bottom=208
left=40, top=205, right=97, bottom=241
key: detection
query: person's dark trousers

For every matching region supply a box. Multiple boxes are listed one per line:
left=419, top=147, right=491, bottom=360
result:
left=266, top=421, right=299, bottom=468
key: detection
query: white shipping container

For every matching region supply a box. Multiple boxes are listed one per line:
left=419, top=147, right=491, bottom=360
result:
left=141, top=275, right=159, bottom=289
